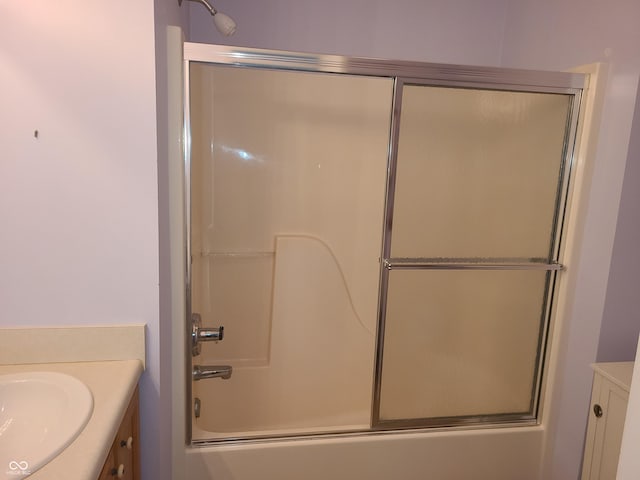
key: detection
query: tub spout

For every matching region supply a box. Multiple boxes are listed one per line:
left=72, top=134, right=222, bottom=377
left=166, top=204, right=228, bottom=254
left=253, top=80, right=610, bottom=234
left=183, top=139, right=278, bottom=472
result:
left=193, top=364, right=233, bottom=381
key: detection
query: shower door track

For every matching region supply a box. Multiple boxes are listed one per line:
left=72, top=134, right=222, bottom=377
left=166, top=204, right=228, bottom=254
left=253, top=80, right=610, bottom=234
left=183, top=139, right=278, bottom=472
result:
left=183, top=43, right=585, bottom=89
left=191, top=417, right=539, bottom=447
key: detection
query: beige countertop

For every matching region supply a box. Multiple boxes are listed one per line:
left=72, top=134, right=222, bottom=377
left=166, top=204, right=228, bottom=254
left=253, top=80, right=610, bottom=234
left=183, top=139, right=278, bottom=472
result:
left=0, top=360, right=143, bottom=480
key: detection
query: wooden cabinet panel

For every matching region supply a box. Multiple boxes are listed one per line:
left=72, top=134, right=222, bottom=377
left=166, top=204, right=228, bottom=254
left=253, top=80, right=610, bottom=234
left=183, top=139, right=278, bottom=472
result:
left=98, top=449, right=116, bottom=480
left=99, top=387, right=139, bottom=480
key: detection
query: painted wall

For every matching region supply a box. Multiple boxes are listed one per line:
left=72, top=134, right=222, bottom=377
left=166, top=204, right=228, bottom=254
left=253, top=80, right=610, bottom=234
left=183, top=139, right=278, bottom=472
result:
left=0, top=4, right=158, bottom=327
left=502, top=0, right=640, bottom=359
left=154, top=2, right=192, bottom=480
left=153, top=1, right=189, bottom=479
left=188, top=0, right=509, bottom=66
left=598, top=88, right=640, bottom=362
left=0, top=3, right=162, bottom=480
left=502, top=2, right=640, bottom=478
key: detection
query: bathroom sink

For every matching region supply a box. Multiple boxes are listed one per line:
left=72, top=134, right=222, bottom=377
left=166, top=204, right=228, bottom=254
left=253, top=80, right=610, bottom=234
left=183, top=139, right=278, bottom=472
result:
left=0, top=371, right=93, bottom=479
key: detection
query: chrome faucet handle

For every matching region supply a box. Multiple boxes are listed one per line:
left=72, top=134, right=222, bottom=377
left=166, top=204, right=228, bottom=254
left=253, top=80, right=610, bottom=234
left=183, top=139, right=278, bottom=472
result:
left=199, top=325, right=224, bottom=341
left=191, top=313, right=224, bottom=357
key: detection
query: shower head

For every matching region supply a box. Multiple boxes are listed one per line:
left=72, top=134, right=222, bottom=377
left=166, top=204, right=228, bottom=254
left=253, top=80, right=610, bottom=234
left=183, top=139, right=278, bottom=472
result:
left=212, top=11, right=237, bottom=37
left=178, top=0, right=237, bottom=36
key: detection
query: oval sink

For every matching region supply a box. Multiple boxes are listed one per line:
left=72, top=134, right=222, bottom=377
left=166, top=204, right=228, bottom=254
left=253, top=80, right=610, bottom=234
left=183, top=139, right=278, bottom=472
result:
left=0, top=371, right=93, bottom=479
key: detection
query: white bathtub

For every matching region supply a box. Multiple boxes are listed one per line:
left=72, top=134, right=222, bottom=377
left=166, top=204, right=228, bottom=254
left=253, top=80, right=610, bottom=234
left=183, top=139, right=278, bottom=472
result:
left=185, top=426, right=543, bottom=480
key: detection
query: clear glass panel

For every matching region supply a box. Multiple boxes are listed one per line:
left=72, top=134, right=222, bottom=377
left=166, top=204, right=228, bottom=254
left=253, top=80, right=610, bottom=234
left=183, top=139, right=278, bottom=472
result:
left=390, top=86, right=571, bottom=260
left=379, top=269, right=549, bottom=422
left=189, top=63, right=393, bottom=438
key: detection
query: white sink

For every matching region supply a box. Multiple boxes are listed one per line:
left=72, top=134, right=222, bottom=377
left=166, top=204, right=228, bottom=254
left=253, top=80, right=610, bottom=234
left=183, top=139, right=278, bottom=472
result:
left=0, top=371, right=93, bottom=479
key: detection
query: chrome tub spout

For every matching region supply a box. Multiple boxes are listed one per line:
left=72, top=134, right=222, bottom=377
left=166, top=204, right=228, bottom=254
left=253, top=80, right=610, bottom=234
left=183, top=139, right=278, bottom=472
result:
left=193, top=364, right=233, bottom=380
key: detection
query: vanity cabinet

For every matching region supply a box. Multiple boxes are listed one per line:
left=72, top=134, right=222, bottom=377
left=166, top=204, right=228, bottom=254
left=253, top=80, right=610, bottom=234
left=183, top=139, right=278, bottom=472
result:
left=98, top=387, right=140, bottom=480
left=581, top=362, right=634, bottom=480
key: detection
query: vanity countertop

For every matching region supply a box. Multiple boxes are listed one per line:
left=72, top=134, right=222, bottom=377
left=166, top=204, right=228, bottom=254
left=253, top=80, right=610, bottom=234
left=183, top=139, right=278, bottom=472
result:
left=0, top=359, right=143, bottom=480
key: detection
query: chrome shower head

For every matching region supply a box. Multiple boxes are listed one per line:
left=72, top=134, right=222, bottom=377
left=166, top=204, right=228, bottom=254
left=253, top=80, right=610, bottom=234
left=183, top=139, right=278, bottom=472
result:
left=178, top=0, right=237, bottom=36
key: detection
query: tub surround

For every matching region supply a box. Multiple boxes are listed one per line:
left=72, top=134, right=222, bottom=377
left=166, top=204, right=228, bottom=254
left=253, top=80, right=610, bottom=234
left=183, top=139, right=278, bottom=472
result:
left=0, top=325, right=145, bottom=480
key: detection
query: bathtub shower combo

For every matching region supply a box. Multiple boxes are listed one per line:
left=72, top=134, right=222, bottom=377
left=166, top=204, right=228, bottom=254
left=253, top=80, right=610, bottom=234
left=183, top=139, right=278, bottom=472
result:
left=183, top=44, right=584, bottom=450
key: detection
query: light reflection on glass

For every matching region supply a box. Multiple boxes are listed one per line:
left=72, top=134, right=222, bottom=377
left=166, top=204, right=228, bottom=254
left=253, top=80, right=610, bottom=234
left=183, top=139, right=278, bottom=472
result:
left=0, top=418, right=13, bottom=436
left=218, top=144, right=264, bottom=164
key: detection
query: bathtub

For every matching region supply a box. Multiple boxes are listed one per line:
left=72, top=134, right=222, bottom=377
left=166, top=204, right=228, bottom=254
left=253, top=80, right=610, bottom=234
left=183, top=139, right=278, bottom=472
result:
left=185, top=425, right=544, bottom=480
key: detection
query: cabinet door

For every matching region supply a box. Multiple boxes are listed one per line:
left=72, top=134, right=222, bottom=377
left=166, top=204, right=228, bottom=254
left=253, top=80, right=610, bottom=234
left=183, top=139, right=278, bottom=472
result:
left=98, top=448, right=116, bottom=480
left=98, top=387, right=140, bottom=480
left=114, top=388, right=139, bottom=480
left=582, top=375, right=629, bottom=480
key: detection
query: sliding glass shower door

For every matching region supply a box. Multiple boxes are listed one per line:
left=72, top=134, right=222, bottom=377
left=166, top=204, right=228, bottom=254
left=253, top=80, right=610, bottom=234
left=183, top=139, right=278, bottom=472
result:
left=184, top=44, right=584, bottom=442
left=188, top=62, right=393, bottom=439
left=375, top=84, right=576, bottom=427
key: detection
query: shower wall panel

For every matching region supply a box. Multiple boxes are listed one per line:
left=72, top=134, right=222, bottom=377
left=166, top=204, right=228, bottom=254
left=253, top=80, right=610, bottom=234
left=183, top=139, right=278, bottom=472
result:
left=189, top=64, right=393, bottom=435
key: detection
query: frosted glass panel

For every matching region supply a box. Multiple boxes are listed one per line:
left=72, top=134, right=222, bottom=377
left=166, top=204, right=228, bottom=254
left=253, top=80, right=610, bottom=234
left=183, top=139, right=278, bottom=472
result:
left=379, top=269, right=548, bottom=421
left=391, top=86, right=571, bottom=260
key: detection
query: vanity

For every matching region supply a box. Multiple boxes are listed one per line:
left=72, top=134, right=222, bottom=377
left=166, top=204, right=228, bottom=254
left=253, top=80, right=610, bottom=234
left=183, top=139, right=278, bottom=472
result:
left=0, top=326, right=144, bottom=480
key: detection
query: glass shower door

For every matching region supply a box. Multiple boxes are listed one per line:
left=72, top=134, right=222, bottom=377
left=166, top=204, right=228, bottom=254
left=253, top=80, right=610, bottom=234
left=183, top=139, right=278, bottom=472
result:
left=188, top=62, right=393, bottom=439
left=375, top=84, right=576, bottom=427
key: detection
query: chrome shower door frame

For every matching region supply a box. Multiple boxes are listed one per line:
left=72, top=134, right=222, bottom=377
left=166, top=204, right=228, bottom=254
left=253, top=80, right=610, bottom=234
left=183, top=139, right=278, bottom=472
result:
left=182, top=42, right=586, bottom=443
left=373, top=77, right=583, bottom=430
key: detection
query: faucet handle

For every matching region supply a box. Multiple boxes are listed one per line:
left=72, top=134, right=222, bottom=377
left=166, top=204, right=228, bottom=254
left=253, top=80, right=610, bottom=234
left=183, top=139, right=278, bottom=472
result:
left=191, top=313, right=225, bottom=357
left=199, top=325, right=224, bottom=341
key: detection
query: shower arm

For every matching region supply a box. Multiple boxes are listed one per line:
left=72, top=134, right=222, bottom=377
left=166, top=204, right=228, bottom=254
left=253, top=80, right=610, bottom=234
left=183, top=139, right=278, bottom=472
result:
left=178, top=0, right=237, bottom=36
left=178, top=0, right=219, bottom=16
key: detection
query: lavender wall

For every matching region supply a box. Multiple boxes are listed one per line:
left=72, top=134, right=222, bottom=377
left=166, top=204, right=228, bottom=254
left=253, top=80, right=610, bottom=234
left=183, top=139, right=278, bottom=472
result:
left=0, top=4, right=163, bottom=480
left=502, top=0, right=640, bottom=361
left=598, top=90, right=640, bottom=362
left=501, top=2, right=640, bottom=479
left=187, top=0, right=508, bottom=66
left=0, top=4, right=158, bottom=330
left=154, top=2, right=189, bottom=480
